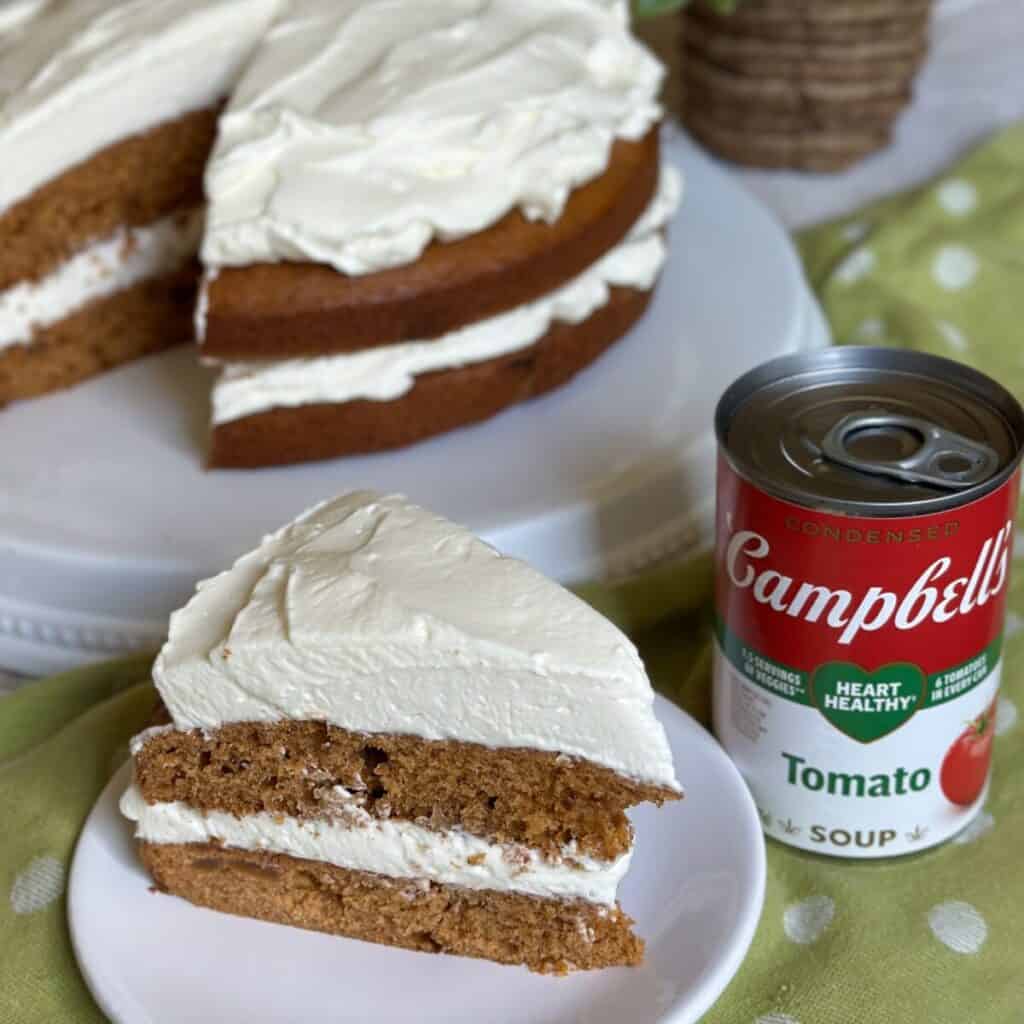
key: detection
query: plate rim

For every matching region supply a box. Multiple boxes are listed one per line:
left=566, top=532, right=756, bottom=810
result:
left=68, top=694, right=765, bottom=1024
left=654, top=693, right=766, bottom=1023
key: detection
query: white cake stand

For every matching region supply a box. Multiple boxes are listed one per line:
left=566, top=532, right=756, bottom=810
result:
left=0, top=128, right=829, bottom=674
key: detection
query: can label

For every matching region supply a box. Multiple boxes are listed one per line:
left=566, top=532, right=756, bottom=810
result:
left=713, top=455, right=1019, bottom=857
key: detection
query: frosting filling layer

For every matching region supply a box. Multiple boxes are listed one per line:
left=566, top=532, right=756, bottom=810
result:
left=201, top=0, right=663, bottom=275
left=120, top=783, right=630, bottom=906
left=0, top=209, right=204, bottom=351
left=153, top=492, right=680, bottom=792
left=209, top=165, right=680, bottom=424
left=0, top=0, right=282, bottom=217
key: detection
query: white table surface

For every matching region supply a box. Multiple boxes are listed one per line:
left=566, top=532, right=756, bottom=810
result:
left=4, top=0, right=1021, bottom=689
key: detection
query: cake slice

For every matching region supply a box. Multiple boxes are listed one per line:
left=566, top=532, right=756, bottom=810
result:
left=122, top=492, right=681, bottom=972
left=0, top=0, right=281, bottom=405
left=196, top=0, right=681, bottom=466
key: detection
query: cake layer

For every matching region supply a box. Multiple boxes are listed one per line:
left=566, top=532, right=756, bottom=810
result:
left=2, top=210, right=203, bottom=351
left=153, top=493, right=680, bottom=794
left=140, top=842, right=643, bottom=973
left=121, top=784, right=629, bottom=906
left=200, top=0, right=662, bottom=278
left=210, top=283, right=652, bottom=466
left=0, top=107, right=216, bottom=293
left=131, top=715, right=675, bottom=860
left=199, top=132, right=662, bottom=359
left=0, top=264, right=198, bottom=406
left=0, top=0, right=281, bottom=221
left=207, top=165, right=677, bottom=423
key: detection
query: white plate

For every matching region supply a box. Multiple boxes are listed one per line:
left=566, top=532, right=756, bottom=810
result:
left=0, top=129, right=828, bottom=674
left=69, top=696, right=765, bottom=1024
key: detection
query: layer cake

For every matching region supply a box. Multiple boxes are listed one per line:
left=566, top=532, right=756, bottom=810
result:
left=197, top=0, right=681, bottom=466
left=679, top=0, right=932, bottom=172
left=1, top=0, right=680, bottom=466
left=121, top=492, right=681, bottom=972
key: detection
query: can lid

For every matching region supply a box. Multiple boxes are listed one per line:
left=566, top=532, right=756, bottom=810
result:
left=820, top=412, right=1000, bottom=491
left=717, top=347, right=1024, bottom=516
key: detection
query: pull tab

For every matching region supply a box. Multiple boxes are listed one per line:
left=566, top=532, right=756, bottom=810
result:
left=820, top=412, right=1000, bottom=491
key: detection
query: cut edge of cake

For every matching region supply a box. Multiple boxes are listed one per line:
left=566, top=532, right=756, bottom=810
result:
left=0, top=0, right=282, bottom=404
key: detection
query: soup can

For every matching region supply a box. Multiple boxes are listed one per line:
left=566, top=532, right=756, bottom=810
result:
left=713, top=347, right=1024, bottom=857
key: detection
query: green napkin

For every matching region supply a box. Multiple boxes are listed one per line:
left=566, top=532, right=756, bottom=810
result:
left=800, top=121, right=1024, bottom=376
left=4, top=124, right=1024, bottom=1022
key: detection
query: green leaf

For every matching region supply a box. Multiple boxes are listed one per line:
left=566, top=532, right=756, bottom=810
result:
left=634, top=0, right=743, bottom=15
left=634, top=0, right=688, bottom=15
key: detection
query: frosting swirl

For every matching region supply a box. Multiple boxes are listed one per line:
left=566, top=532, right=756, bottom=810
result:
left=0, top=0, right=282, bottom=217
left=201, top=0, right=664, bottom=275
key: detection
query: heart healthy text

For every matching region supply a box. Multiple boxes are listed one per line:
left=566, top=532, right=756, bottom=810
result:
left=821, top=679, right=916, bottom=713
left=783, top=751, right=930, bottom=797
left=726, top=522, right=1013, bottom=645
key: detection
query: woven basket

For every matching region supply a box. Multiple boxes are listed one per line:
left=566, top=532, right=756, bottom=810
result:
left=679, top=0, right=933, bottom=171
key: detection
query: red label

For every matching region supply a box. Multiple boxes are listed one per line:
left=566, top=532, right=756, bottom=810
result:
left=715, top=454, right=1020, bottom=676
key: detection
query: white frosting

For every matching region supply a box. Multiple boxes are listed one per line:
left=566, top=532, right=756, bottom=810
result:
left=209, top=165, right=681, bottom=424
left=193, top=269, right=218, bottom=346
left=0, top=210, right=204, bottom=351
left=153, top=492, right=679, bottom=791
left=200, top=0, right=664, bottom=275
left=0, top=0, right=283, bottom=217
left=120, top=783, right=630, bottom=905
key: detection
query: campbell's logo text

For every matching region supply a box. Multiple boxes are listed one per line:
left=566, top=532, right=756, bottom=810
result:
left=725, top=523, right=1013, bottom=646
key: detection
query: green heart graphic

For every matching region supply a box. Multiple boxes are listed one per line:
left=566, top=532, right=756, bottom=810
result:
left=810, top=662, right=926, bottom=743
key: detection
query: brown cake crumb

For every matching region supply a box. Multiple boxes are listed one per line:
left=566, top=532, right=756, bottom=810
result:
left=134, top=706, right=678, bottom=861
left=140, top=842, right=644, bottom=973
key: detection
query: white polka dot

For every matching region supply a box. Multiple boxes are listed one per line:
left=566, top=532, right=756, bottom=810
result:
left=783, top=895, right=834, bottom=945
left=933, top=245, right=980, bottom=291
left=841, top=221, right=869, bottom=243
left=1015, top=532, right=1024, bottom=560
left=995, top=695, right=1018, bottom=736
left=935, top=318, right=968, bottom=352
left=10, top=856, right=65, bottom=915
left=852, top=317, right=885, bottom=341
left=952, top=810, right=995, bottom=845
left=1005, top=612, right=1024, bottom=638
left=928, top=901, right=987, bottom=954
left=936, top=178, right=978, bottom=216
left=834, top=247, right=876, bottom=285
left=755, top=1015, right=799, bottom=1024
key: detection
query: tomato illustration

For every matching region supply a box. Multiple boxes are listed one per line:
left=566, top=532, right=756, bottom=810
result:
left=940, top=699, right=997, bottom=806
